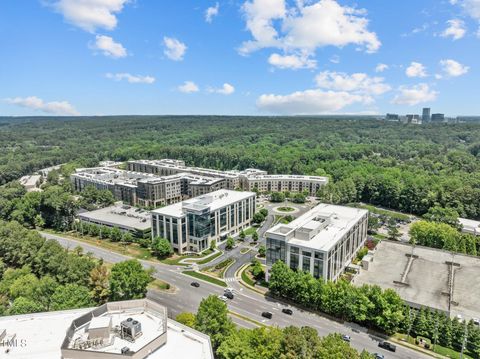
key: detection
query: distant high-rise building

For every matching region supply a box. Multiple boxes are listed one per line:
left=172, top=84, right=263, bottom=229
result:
left=385, top=113, right=399, bottom=121
left=431, top=113, right=445, bottom=122
left=406, top=114, right=414, bottom=123
left=422, top=108, right=431, bottom=123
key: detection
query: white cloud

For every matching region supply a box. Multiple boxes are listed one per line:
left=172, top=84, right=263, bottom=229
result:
left=106, top=73, right=155, bottom=84
left=205, top=3, right=219, bottom=23
left=405, top=62, right=427, bottom=78
left=240, top=0, right=380, bottom=56
left=455, top=0, right=480, bottom=20
left=439, top=59, right=469, bottom=77
left=268, top=53, right=316, bottom=69
left=392, top=84, right=437, bottom=106
left=315, top=71, right=391, bottom=95
left=375, top=63, right=389, bottom=72
left=257, top=89, right=369, bottom=114
left=329, top=55, right=340, bottom=64
left=441, top=19, right=466, bottom=40
left=5, top=96, right=79, bottom=115
left=208, top=83, right=235, bottom=95
left=91, top=35, right=127, bottom=58
left=163, top=37, right=187, bottom=61
left=240, top=0, right=286, bottom=54
left=50, top=0, right=129, bottom=32
left=178, top=81, right=200, bottom=93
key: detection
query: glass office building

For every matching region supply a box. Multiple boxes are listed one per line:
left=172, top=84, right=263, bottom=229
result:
left=151, top=189, right=256, bottom=254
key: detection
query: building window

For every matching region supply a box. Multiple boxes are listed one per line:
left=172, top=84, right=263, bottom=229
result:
left=220, top=208, right=227, bottom=227
left=302, top=256, right=310, bottom=272
left=172, top=218, right=178, bottom=245
left=313, top=259, right=323, bottom=279
left=266, top=238, right=286, bottom=266
left=290, top=252, right=299, bottom=271
left=230, top=206, right=235, bottom=227
left=188, top=212, right=211, bottom=238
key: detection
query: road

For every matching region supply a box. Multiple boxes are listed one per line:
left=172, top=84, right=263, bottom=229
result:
left=41, top=232, right=430, bottom=359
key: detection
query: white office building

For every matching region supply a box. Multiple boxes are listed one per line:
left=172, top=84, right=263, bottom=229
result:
left=151, top=189, right=256, bottom=254
left=265, top=204, right=368, bottom=282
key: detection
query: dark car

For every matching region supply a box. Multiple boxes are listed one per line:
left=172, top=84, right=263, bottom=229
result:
left=261, top=311, right=273, bottom=319
left=282, top=308, right=293, bottom=315
left=225, top=292, right=234, bottom=300
left=190, top=282, right=200, bottom=288
left=373, top=354, right=384, bottom=359
left=378, top=341, right=396, bottom=352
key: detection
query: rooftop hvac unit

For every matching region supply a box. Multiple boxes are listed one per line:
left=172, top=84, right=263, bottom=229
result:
left=120, top=318, right=142, bottom=342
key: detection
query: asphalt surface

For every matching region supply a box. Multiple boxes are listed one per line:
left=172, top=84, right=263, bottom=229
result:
left=41, top=231, right=431, bottom=359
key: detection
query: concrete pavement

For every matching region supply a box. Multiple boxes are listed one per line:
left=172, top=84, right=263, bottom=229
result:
left=41, top=231, right=432, bottom=359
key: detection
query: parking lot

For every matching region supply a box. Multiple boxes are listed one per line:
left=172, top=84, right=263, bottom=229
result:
left=354, top=240, right=480, bottom=321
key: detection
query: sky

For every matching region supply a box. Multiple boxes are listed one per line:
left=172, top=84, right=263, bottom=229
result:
left=0, top=0, right=479, bottom=117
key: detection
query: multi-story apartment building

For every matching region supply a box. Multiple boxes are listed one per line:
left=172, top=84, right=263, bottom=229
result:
left=151, top=189, right=256, bottom=253
left=239, top=173, right=327, bottom=195
left=128, top=159, right=328, bottom=196
left=71, top=167, right=228, bottom=208
left=128, top=159, right=241, bottom=190
left=265, top=204, right=368, bottom=282
left=72, top=159, right=328, bottom=209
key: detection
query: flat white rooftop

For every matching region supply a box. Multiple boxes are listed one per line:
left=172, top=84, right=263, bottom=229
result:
left=78, top=203, right=151, bottom=231
left=459, top=217, right=480, bottom=235
left=266, top=204, right=367, bottom=252
left=0, top=300, right=213, bottom=359
left=152, top=189, right=255, bottom=218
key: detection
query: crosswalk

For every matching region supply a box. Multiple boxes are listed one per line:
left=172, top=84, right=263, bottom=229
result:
left=225, top=277, right=237, bottom=283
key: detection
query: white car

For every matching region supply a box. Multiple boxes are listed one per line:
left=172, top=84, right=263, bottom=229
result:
left=473, top=318, right=480, bottom=326
left=218, top=295, right=228, bottom=302
left=225, top=287, right=235, bottom=294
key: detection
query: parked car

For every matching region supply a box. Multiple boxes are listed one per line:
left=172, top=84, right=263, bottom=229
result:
left=342, top=335, right=351, bottom=342
left=473, top=318, right=480, bottom=326
left=282, top=308, right=293, bottom=315
left=218, top=295, right=228, bottom=302
left=378, top=341, right=396, bottom=352
left=190, top=282, right=200, bottom=288
left=224, top=292, right=234, bottom=300
left=373, top=353, right=384, bottom=359
left=261, top=311, right=273, bottom=319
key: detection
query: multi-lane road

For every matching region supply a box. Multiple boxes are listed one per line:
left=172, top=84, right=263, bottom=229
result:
left=41, top=232, right=431, bottom=359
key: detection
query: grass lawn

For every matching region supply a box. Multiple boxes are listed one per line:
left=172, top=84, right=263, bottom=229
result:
left=160, top=249, right=216, bottom=265
left=196, top=251, right=222, bottom=265
left=277, top=206, right=295, bottom=212
left=53, top=230, right=153, bottom=260
left=148, top=279, right=171, bottom=291
left=204, top=258, right=234, bottom=278
left=372, top=233, right=387, bottom=241
left=241, top=265, right=256, bottom=287
left=183, top=271, right=227, bottom=287
left=393, top=333, right=473, bottom=359
left=243, top=227, right=257, bottom=236
left=354, top=204, right=411, bottom=221
left=433, top=345, right=474, bottom=359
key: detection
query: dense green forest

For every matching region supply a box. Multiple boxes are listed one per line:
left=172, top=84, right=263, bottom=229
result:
left=2, top=116, right=480, bottom=218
